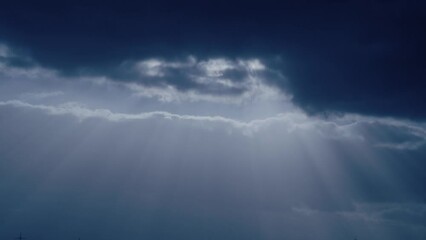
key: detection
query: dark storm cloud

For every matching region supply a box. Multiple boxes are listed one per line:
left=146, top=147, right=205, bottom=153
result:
left=0, top=0, right=425, bottom=119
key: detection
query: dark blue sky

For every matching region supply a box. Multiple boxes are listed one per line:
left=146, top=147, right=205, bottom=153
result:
left=0, top=1, right=425, bottom=240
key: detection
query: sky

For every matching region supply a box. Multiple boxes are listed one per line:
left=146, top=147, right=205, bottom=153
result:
left=0, top=1, right=425, bottom=239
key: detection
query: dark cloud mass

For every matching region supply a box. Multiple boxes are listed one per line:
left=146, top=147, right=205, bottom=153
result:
left=0, top=0, right=425, bottom=118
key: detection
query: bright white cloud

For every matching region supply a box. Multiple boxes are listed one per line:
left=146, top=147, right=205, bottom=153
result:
left=135, top=56, right=196, bottom=77
left=238, top=59, right=266, bottom=71
left=198, top=58, right=236, bottom=77
left=135, top=59, right=166, bottom=77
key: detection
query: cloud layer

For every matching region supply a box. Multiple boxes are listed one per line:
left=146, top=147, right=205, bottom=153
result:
left=1, top=1, right=425, bottom=118
left=0, top=21, right=426, bottom=239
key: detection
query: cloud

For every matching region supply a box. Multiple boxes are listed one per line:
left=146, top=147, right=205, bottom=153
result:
left=0, top=45, right=54, bottom=80
left=0, top=99, right=299, bottom=135
left=0, top=44, right=11, bottom=58
left=290, top=202, right=426, bottom=239
left=0, top=46, right=286, bottom=105
left=338, top=202, right=426, bottom=228
left=127, top=56, right=284, bottom=101
left=0, top=43, right=425, bottom=148
left=0, top=42, right=35, bottom=70
left=198, top=58, right=236, bottom=77
left=0, top=3, right=426, bottom=239
left=1, top=99, right=425, bottom=148
left=19, top=91, right=64, bottom=100
left=2, top=1, right=425, bottom=119
left=124, top=76, right=284, bottom=105
left=375, top=141, right=426, bottom=151
left=135, top=57, right=196, bottom=77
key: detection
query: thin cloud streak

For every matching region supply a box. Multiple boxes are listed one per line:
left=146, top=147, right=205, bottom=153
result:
left=0, top=99, right=298, bottom=130
left=1, top=99, right=425, bottom=149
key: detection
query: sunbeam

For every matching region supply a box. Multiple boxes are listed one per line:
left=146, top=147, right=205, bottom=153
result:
left=1, top=3, right=426, bottom=238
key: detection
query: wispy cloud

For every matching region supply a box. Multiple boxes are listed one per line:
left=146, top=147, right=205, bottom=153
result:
left=0, top=100, right=300, bottom=135
left=1, top=100, right=425, bottom=147
left=339, top=202, right=426, bottom=228
left=20, top=91, right=64, bottom=100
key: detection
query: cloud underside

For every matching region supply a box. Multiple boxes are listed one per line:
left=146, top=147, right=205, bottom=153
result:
left=0, top=45, right=425, bottom=149
left=0, top=99, right=425, bottom=151
left=0, top=43, right=426, bottom=240
left=0, top=43, right=425, bottom=149
left=1, top=96, right=426, bottom=240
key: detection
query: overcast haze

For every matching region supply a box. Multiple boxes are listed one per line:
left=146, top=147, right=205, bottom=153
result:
left=0, top=1, right=425, bottom=240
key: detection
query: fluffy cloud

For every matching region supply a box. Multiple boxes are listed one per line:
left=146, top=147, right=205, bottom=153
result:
left=128, top=56, right=285, bottom=103
left=0, top=44, right=285, bottom=105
